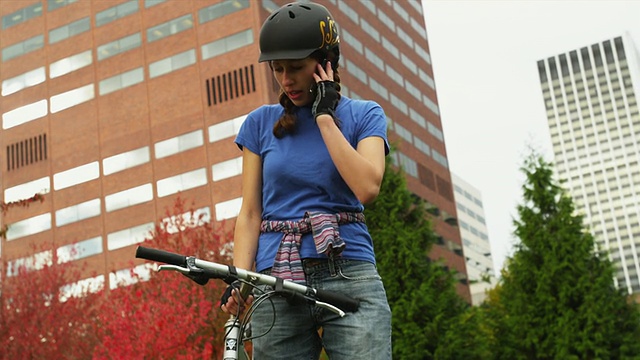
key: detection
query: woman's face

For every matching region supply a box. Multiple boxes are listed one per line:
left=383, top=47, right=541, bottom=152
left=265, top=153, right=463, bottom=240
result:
left=271, top=57, right=318, bottom=107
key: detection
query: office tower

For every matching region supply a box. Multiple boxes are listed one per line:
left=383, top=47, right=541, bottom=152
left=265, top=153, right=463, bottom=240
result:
left=1, top=0, right=469, bottom=301
left=537, top=34, right=640, bottom=297
left=451, top=173, right=496, bottom=305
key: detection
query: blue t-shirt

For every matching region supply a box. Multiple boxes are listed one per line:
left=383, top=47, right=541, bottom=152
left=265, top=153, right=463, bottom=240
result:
left=235, top=96, right=389, bottom=272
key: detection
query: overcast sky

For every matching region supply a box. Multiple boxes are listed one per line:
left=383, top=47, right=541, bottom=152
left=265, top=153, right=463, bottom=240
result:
left=421, top=1, right=640, bottom=274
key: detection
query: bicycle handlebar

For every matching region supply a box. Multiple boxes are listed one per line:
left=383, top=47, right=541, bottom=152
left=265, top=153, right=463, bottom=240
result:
left=136, top=246, right=187, bottom=267
left=135, top=246, right=360, bottom=314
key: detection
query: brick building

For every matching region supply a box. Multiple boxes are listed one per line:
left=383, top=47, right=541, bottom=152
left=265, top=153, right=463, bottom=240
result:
left=0, top=0, right=469, bottom=301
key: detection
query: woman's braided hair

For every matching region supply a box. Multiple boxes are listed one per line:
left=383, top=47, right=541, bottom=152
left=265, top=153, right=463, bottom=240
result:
left=272, top=50, right=341, bottom=138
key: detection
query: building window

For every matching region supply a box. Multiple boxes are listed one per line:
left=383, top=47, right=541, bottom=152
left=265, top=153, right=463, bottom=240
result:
left=144, top=0, right=167, bottom=8
left=48, top=0, right=78, bottom=12
left=50, top=84, right=94, bottom=113
left=365, top=47, right=384, bottom=71
left=99, top=67, right=144, bottom=95
left=2, top=2, right=42, bottom=29
left=2, top=99, right=47, bottom=129
left=156, top=168, right=207, bottom=197
left=103, top=146, right=150, bottom=175
left=424, top=95, right=440, bottom=116
left=386, top=65, right=404, bottom=87
left=394, top=122, right=413, bottom=143
left=201, top=29, right=253, bottom=60
left=377, top=10, right=395, bottom=32
left=60, top=275, right=104, bottom=301
left=410, top=18, right=427, bottom=40
left=337, top=1, right=359, bottom=24
left=53, top=161, right=99, bottom=190
left=341, top=28, right=363, bottom=54
left=107, top=222, right=154, bottom=251
left=212, top=157, right=242, bottom=181
left=398, top=152, right=418, bottom=177
left=432, top=149, right=449, bottom=169
left=208, top=114, right=247, bottom=142
left=345, top=59, right=368, bottom=85
left=50, top=50, right=93, bottom=78
left=97, top=33, right=141, bottom=61
left=147, top=14, right=193, bottom=43
left=6, top=250, right=52, bottom=277
left=381, top=36, right=399, bottom=59
left=369, top=77, right=388, bottom=101
left=105, top=184, right=153, bottom=212
left=215, top=197, right=242, bottom=221
left=96, top=0, right=138, bottom=27
left=2, top=35, right=44, bottom=62
left=199, top=0, right=250, bottom=24
left=428, top=122, right=444, bottom=141
left=154, top=130, right=203, bottom=159
left=392, top=1, right=409, bottom=22
left=110, top=263, right=153, bottom=289
left=405, top=81, right=422, bottom=101
left=56, top=199, right=101, bottom=227
left=359, top=0, right=376, bottom=14
left=5, top=213, right=52, bottom=241
left=57, top=236, right=103, bottom=263
left=360, top=18, right=380, bottom=42
left=3, top=177, right=50, bottom=203
left=409, top=108, right=426, bottom=128
left=390, top=93, right=408, bottom=115
left=396, top=27, right=413, bottom=49
left=49, top=17, right=90, bottom=44
left=414, top=137, right=431, bottom=156
left=149, top=49, right=196, bottom=78
left=401, top=53, right=418, bottom=75
left=2, top=67, right=45, bottom=96
left=418, top=69, right=435, bottom=89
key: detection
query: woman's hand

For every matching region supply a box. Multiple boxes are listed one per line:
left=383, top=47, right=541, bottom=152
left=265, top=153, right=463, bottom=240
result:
left=220, top=283, right=255, bottom=315
left=311, top=61, right=340, bottom=121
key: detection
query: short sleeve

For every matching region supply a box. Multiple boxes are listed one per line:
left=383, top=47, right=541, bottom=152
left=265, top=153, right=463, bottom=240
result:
left=355, top=101, right=390, bottom=155
left=235, top=111, right=261, bottom=155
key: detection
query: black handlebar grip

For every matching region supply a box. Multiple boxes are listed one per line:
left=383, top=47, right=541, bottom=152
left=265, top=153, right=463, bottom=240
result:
left=135, top=246, right=187, bottom=267
left=315, top=289, right=360, bottom=313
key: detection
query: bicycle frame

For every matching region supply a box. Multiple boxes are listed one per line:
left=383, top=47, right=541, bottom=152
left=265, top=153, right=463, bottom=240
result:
left=135, top=246, right=359, bottom=360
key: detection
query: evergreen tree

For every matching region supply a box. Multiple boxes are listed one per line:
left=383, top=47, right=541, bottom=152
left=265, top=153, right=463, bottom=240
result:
left=485, top=153, right=640, bottom=359
left=366, top=158, right=489, bottom=359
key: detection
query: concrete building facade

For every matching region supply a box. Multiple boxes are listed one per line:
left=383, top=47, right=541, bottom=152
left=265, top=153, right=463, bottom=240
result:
left=537, top=34, right=640, bottom=295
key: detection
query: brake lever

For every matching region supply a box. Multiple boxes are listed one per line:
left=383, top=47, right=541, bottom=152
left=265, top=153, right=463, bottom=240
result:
left=314, top=301, right=346, bottom=317
left=158, top=264, right=190, bottom=274
left=157, top=257, right=210, bottom=285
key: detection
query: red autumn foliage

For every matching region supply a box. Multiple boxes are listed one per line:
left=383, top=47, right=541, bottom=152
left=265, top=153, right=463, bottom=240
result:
left=92, top=198, right=233, bottom=359
left=0, top=197, right=235, bottom=359
left=0, top=193, right=46, bottom=239
left=0, top=246, right=102, bottom=359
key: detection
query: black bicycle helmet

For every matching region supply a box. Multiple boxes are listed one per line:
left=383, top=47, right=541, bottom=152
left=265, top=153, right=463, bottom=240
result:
left=259, top=2, right=340, bottom=63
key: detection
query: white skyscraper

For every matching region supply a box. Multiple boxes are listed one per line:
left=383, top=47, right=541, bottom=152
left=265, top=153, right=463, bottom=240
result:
left=451, top=173, right=496, bottom=305
left=537, top=34, right=640, bottom=296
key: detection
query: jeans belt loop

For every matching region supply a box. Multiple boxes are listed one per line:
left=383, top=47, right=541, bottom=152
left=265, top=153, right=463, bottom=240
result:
left=328, top=253, right=338, bottom=277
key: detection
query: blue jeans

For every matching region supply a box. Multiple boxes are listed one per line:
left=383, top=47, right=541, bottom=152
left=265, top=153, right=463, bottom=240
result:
left=251, top=259, right=392, bottom=360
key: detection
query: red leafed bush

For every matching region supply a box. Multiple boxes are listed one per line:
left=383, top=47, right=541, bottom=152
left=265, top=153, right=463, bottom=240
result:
left=0, top=250, right=102, bottom=359
left=92, top=198, right=234, bottom=359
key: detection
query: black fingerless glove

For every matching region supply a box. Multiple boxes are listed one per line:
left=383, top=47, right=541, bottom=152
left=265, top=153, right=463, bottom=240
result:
left=220, top=280, right=240, bottom=308
left=312, top=81, right=340, bottom=121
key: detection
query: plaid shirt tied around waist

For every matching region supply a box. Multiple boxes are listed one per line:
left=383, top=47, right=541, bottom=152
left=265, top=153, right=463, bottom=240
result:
left=260, top=211, right=366, bottom=284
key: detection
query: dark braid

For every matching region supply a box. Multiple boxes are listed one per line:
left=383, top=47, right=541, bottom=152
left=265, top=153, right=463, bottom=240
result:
left=273, top=52, right=342, bottom=138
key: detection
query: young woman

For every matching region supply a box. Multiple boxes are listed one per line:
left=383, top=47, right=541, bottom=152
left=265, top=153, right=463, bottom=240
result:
left=221, top=2, right=392, bottom=359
